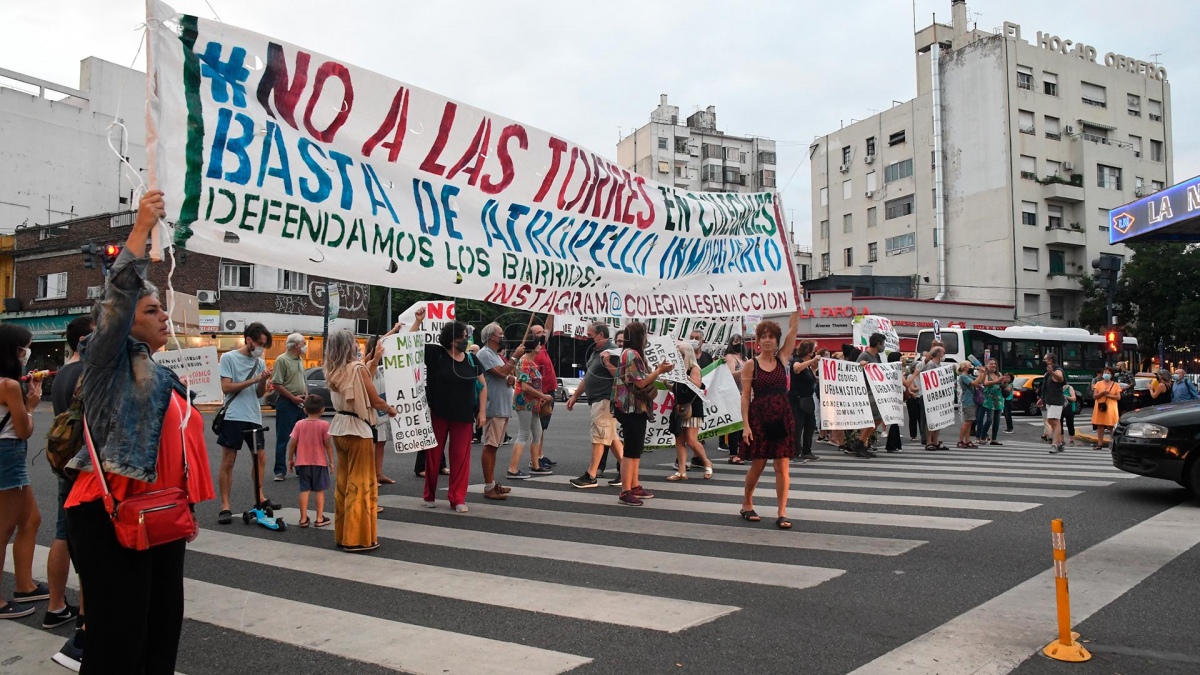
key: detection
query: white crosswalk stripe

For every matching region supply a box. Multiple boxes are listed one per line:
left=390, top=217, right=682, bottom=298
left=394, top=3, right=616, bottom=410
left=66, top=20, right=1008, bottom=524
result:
left=688, top=462, right=1115, bottom=487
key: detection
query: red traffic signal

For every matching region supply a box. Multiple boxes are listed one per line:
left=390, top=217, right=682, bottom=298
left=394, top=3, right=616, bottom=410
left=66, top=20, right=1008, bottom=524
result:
left=1105, top=327, right=1123, bottom=354
left=102, top=244, right=121, bottom=264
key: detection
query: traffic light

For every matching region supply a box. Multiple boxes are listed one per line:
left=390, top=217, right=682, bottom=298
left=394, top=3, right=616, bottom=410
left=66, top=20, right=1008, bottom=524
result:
left=102, top=244, right=121, bottom=266
left=80, top=243, right=99, bottom=269
left=1091, top=255, right=1123, bottom=293
left=1105, top=326, right=1123, bottom=354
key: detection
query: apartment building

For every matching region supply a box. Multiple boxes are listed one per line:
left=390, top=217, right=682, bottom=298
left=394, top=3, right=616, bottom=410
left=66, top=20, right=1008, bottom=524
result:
left=810, top=0, right=1171, bottom=326
left=618, top=95, right=778, bottom=195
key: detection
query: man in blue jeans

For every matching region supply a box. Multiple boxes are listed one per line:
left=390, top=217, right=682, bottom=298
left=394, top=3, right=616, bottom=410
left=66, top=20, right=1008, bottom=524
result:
left=271, top=333, right=308, bottom=480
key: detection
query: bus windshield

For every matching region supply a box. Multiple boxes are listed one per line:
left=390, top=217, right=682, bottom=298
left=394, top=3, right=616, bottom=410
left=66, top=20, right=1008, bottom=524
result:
left=915, top=331, right=959, bottom=355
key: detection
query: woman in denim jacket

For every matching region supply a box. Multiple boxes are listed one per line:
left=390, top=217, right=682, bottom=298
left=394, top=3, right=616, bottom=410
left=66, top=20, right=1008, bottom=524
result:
left=64, top=191, right=215, bottom=673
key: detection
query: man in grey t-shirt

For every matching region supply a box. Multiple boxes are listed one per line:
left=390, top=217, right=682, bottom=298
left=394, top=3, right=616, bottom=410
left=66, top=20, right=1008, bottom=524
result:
left=567, top=323, right=624, bottom=488
left=477, top=323, right=525, bottom=499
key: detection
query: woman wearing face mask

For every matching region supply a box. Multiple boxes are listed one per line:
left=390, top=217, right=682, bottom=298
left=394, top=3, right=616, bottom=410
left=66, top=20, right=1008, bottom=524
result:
left=0, top=325, right=45, bottom=620
left=415, top=319, right=485, bottom=512
left=979, top=359, right=1005, bottom=445
left=1149, top=369, right=1173, bottom=404
left=326, top=329, right=396, bottom=551
left=1091, top=366, right=1121, bottom=450
left=723, top=336, right=747, bottom=463
left=507, top=337, right=553, bottom=481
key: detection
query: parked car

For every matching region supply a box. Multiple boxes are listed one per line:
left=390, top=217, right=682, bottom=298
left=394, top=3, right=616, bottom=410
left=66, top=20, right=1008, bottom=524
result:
left=1010, top=375, right=1041, bottom=416
left=264, top=366, right=333, bottom=411
left=1111, top=401, right=1200, bottom=499
left=556, top=377, right=582, bottom=402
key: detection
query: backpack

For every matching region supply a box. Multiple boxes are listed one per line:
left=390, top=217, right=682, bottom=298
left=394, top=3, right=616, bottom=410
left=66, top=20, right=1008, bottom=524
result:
left=45, top=378, right=84, bottom=478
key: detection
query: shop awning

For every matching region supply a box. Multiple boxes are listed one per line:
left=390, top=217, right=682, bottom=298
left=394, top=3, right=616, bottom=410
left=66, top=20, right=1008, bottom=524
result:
left=0, top=314, right=86, bottom=342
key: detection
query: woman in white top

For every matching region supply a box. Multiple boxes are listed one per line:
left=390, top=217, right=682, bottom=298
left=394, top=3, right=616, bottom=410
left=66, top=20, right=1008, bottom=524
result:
left=325, top=329, right=396, bottom=553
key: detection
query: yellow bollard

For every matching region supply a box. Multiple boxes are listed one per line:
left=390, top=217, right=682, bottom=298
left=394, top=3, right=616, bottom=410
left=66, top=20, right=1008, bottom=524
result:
left=1042, top=519, right=1092, bottom=662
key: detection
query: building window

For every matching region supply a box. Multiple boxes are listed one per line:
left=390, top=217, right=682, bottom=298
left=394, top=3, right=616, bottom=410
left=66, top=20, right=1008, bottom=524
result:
left=819, top=220, right=829, bottom=240
left=1081, top=124, right=1109, bottom=144
left=739, top=152, right=747, bottom=163
left=884, top=195, right=915, bottom=220
left=798, top=264, right=810, bottom=281
left=278, top=269, right=307, bottom=293
left=1081, top=81, right=1107, bottom=108
left=885, top=232, right=915, bottom=256
left=36, top=272, right=67, bottom=299
left=759, top=169, right=775, bottom=188
left=1045, top=115, right=1061, bottom=140
left=842, top=179, right=852, bottom=200
left=1152, top=180, right=1165, bottom=192
left=1024, top=293, right=1040, bottom=316
left=1047, top=205, right=1063, bottom=229
left=725, top=147, right=739, bottom=161
left=657, top=137, right=668, bottom=150
left=1049, top=249, right=1066, bottom=275
left=1050, top=295, right=1065, bottom=320
left=1023, top=247, right=1039, bottom=271
left=843, top=213, right=853, bottom=233
left=820, top=187, right=828, bottom=206
left=1018, top=110, right=1035, bottom=135
left=221, top=262, right=253, bottom=289
left=1127, top=93, right=1141, bottom=117
left=1148, top=99, right=1162, bottom=121
left=724, top=167, right=741, bottom=183
left=844, top=247, right=854, bottom=268
left=866, top=136, right=876, bottom=156
left=883, top=159, right=913, bottom=183
left=1135, top=176, right=1145, bottom=194
left=702, top=144, right=721, bottom=159
left=1099, top=208, right=1111, bottom=232
left=1046, top=160, right=1061, bottom=177
left=867, top=206, right=877, bottom=227
left=1021, top=201, right=1038, bottom=226
left=868, top=242, right=878, bottom=263
left=1020, top=155, right=1037, bottom=180
left=758, top=151, right=777, bottom=165
left=1129, top=135, right=1142, bottom=158
left=842, top=146, right=852, bottom=165
left=1043, top=72, right=1058, bottom=96
left=820, top=253, right=830, bottom=273
left=1150, top=139, right=1164, bottom=162
left=1097, top=164, right=1122, bottom=190
left=888, top=130, right=906, bottom=146
left=1016, top=65, right=1033, bottom=90
left=658, top=161, right=670, bottom=173
left=866, top=171, right=877, bottom=192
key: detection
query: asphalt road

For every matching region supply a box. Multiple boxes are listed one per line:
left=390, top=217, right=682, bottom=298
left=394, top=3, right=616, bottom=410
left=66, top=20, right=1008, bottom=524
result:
left=2, top=404, right=1198, bottom=675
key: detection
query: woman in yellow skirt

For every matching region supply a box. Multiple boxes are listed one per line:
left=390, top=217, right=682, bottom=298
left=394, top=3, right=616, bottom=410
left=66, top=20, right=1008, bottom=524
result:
left=1090, top=366, right=1121, bottom=450
left=325, top=329, right=396, bottom=553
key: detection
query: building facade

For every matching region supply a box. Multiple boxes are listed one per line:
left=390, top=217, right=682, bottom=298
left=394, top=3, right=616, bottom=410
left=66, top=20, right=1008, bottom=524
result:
left=3, top=212, right=366, bottom=369
left=618, top=95, right=778, bottom=195
left=809, top=0, right=1171, bottom=327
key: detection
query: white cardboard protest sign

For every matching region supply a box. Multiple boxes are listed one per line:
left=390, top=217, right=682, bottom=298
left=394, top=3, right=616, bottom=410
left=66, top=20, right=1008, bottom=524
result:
left=919, top=363, right=958, bottom=431
left=862, top=361, right=905, bottom=427
left=853, top=315, right=900, bottom=356
left=146, top=1, right=800, bottom=318
left=379, top=332, right=437, bottom=453
left=153, top=347, right=222, bottom=403
left=817, top=358, right=874, bottom=430
left=643, top=362, right=742, bottom=448
left=643, top=336, right=705, bottom=400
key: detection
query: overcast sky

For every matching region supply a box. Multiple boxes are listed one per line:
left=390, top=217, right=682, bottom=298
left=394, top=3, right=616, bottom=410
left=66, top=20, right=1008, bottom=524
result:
left=3, top=1, right=1195, bottom=247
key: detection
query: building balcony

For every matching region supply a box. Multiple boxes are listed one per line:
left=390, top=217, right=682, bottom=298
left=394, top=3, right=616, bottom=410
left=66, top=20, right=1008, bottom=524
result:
left=1045, top=224, right=1087, bottom=247
left=1044, top=273, right=1085, bottom=292
left=1043, top=181, right=1085, bottom=203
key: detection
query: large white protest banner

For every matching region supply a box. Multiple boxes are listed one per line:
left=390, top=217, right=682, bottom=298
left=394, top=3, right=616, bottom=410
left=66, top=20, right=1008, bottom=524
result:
left=862, top=362, right=905, bottom=427
left=153, top=346, right=222, bottom=403
left=818, top=358, right=874, bottom=430
left=852, top=315, right=900, bottom=356
left=918, top=363, right=957, bottom=431
left=379, top=332, right=436, bottom=452
left=555, top=316, right=738, bottom=358
left=146, top=2, right=801, bottom=319
left=643, top=336, right=705, bottom=400
left=643, top=363, right=742, bottom=448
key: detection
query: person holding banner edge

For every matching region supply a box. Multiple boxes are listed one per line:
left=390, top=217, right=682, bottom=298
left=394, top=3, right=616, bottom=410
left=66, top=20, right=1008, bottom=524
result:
left=739, top=311, right=800, bottom=529
left=477, top=322, right=524, bottom=499
left=666, top=342, right=713, bottom=481
left=610, top=322, right=674, bottom=506
left=789, top=340, right=821, bottom=463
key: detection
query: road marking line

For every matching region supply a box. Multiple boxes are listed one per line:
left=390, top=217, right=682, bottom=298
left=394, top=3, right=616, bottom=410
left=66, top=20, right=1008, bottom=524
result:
left=640, top=468, right=1085, bottom=498
left=847, top=503, right=1200, bottom=675
left=751, top=461, right=1124, bottom=479
left=823, top=456, right=1123, bottom=471
left=7, top=546, right=592, bottom=674
left=473, top=484, right=991, bottom=530
left=0, top=621, right=126, bottom=675
left=539, top=476, right=1039, bottom=512
left=694, top=464, right=1112, bottom=487
left=378, top=495, right=924, bottom=556
left=276, top=508, right=844, bottom=590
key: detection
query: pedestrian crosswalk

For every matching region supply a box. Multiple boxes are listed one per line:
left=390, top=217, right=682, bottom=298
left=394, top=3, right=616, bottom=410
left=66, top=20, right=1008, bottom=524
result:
left=3, top=437, right=1137, bottom=674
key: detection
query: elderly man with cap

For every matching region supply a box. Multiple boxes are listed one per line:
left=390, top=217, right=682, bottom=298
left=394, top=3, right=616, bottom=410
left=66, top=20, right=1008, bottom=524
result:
left=271, top=332, right=309, bottom=480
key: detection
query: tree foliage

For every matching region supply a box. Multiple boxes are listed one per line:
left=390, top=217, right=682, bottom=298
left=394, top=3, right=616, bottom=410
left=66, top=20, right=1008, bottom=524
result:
left=1077, top=242, right=1200, bottom=355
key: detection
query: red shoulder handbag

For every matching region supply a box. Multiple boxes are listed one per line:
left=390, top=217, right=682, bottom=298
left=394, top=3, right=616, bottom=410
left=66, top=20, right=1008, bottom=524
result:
left=83, top=397, right=197, bottom=551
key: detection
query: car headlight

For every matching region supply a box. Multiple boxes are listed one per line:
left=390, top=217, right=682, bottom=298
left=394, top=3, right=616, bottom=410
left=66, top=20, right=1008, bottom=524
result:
left=1125, top=423, right=1169, bottom=439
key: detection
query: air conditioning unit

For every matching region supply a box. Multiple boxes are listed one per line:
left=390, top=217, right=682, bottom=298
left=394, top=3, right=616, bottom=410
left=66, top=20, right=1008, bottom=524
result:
left=864, top=154, right=875, bottom=165
left=838, top=163, right=850, bottom=173
left=196, top=290, right=218, bottom=304
left=1134, top=188, right=1144, bottom=197
left=1062, top=161, right=1074, bottom=171
left=223, top=319, right=245, bottom=333
left=1063, top=125, right=1074, bottom=135
left=86, top=285, right=104, bottom=300
left=865, top=190, right=875, bottom=198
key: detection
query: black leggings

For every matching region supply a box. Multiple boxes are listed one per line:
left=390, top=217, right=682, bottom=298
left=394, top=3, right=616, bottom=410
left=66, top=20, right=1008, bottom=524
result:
left=906, top=397, right=923, bottom=439
left=790, top=397, right=815, bottom=456
left=1061, top=409, right=1076, bottom=438
left=616, top=411, right=648, bottom=459
left=66, top=500, right=186, bottom=675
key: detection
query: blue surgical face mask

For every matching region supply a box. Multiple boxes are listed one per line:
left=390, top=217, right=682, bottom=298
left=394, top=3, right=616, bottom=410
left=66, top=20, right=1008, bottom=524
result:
left=1172, top=374, right=1181, bottom=381
left=1102, top=373, right=1112, bottom=381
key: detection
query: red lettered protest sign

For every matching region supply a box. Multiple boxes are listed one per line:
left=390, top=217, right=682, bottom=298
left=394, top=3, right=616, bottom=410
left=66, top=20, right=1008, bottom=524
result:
left=919, top=363, right=957, bottom=431
left=862, top=362, right=905, bottom=426
left=818, top=358, right=873, bottom=430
